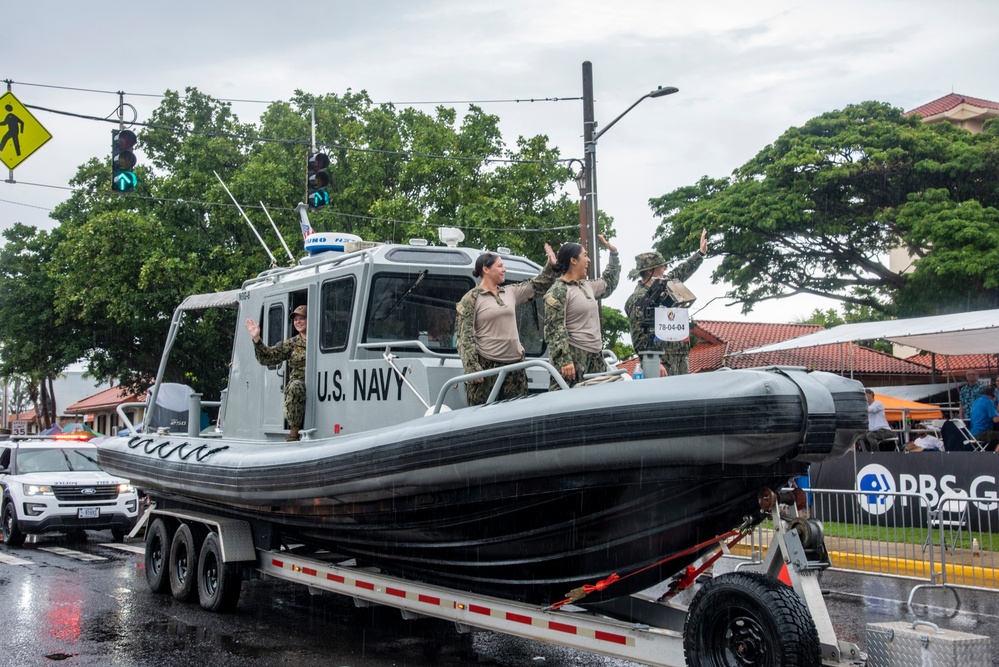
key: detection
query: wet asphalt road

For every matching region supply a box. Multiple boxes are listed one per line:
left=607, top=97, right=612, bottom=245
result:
left=2, top=532, right=999, bottom=666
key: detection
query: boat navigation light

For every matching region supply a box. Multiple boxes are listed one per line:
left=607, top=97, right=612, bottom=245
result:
left=438, top=227, right=465, bottom=247
left=409, top=238, right=429, bottom=246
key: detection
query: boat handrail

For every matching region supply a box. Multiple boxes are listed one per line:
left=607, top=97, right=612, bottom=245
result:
left=116, top=402, right=145, bottom=435
left=241, top=243, right=374, bottom=288
left=356, top=340, right=456, bottom=360
left=433, top=360, right=569, bottom=414
left=382, top=352, right=432, bottom=410
left=115, top=396, right=222, bottom=437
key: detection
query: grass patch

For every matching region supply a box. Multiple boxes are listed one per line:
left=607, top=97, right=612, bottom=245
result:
left=757, top=519, right=994, bottom=553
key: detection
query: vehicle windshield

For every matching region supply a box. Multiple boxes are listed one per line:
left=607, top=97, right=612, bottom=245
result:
left=363, top=272, right=546, bottom=355
left=15, top=448, right=103, bottom=473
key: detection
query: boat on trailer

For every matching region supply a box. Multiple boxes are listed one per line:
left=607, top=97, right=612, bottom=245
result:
left=96, top=229, right=868, bottom=607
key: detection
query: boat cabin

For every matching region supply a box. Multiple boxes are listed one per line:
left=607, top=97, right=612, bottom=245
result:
left=151, top=235, right=551, bottom=441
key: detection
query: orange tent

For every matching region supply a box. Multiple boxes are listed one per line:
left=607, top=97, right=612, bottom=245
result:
left=874, top=393, right=944, bottom=422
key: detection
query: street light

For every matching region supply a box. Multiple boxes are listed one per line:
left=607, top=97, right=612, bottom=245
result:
left=581, top=61, right=678, bottom=279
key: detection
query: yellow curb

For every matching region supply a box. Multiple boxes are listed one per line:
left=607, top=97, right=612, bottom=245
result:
left=729, top=544, right=999, bottom=589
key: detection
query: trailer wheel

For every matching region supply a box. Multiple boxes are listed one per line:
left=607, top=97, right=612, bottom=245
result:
left=145, top=518, right=173, bottom=594
left=169, top=524, right=200, bottom=602
left=2, top=497, right=25, bottom=547
left=197, top=532, right=242, bottom=612
left=683, top=571, right=820, bottom=667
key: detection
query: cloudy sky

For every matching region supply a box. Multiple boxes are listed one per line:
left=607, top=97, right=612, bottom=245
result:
left=3, top=0, right=998, bottom=323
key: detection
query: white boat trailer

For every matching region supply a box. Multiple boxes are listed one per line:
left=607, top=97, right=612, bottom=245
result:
left=141, top=492, right=867, bottom=667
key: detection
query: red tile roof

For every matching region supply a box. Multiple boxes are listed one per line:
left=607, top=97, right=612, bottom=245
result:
left=904, top=353, right=999, bottom=375
left=7, top=411, right=35, bottom=423
left=689, top=321, right=933, bottom=375
left=66, top=386, right=146, bottom=413
left=906, top=93, right=999, bottom=118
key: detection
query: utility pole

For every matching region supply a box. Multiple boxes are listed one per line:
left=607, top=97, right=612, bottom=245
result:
left=581, top=62, right=598, bottom=280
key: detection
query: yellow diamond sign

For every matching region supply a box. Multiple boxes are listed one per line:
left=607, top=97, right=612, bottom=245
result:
left=0, top=91, right=52, bottom=170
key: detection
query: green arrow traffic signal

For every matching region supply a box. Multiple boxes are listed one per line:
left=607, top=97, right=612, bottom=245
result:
left=307, top=152, right=331, bottom=209
left=112, top=129, right=138, bottom=193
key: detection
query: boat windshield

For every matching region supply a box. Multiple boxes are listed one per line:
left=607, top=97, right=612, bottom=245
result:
left=363, top=273, right=546, bottom=355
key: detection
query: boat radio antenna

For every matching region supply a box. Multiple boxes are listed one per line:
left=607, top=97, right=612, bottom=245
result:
left=260, top=201, right=296, bottom=266
left=213, top=171, right=278, bottom=268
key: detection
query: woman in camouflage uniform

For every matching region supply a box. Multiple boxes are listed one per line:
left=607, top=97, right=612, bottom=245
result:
left=544, top=235, right=619, bottom=389
left=455, top=244, right=557, bottom=406
left=244, top=305, right=308, bottom=441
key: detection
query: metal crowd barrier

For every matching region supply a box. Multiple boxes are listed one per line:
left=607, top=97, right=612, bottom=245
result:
left=733, top=487, right=999, bottom=603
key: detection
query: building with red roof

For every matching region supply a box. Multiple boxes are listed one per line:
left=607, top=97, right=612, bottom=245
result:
left=618, top=320, right=934, bottom=387
left=65, top=386, right=147, bottom=437
left=903, top=353, right=999, bottom=381
left=906, top=93, right=999, bottom=133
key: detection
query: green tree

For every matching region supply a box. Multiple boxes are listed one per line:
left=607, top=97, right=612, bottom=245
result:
left=601, top=305, right=633, bottom=361
left=40, top=87, right=598, bottom=393
left=0, top=224, right=84, bottom=425
left=650, top=101, right=999, bottom=317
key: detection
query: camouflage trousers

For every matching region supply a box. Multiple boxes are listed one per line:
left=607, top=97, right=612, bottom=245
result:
left=284, top=378, right=306, bottom=428
left=549, top=347, right=606, bottom=391
left=662, top=350, right=691, bottom=377
left=465, top=355, right=528, bottom=406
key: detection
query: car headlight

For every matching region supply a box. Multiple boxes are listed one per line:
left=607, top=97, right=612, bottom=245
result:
left=118, top=483, right=134, bottom=494
left=23, top=484, right=54, bottom=496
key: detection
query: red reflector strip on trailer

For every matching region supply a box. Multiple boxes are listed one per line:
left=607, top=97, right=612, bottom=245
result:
left=549, top=621, right=577, bottom=635
left=595, top=630, right=629, bottom=645
left=267, top=557, right=632, bottom=648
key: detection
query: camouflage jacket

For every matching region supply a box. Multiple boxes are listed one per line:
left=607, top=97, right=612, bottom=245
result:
left=253, top=334, right=307, bottom=384
left=455, top=263, right=556, bottom=372
left=544, top=252, right=620, bottom=368
left=625, top=251, right=704, bottom=354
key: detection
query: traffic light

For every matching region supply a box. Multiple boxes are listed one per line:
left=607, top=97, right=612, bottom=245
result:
left=307, top=152, right=331, bottom=208
left=111, top=129, right=138, bottom=193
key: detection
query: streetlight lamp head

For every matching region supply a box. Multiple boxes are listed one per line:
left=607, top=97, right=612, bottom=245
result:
left=649, top=86, right=679, bottom=98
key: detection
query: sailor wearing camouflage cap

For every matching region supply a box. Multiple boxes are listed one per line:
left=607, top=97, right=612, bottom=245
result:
left=627, top=251, right=669, bottom=281
left=624, top=229, right=708, bottom=377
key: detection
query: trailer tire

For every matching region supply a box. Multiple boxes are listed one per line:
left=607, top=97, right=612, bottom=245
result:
left=683, top=571, right=820, bottom=667
left=2, top=497, right=25, bottom=547
left=145, top=517, right=173, bottom=594
left=169, top=523, right=200, bottom=602
left=197, top=532, right=242, bottom=612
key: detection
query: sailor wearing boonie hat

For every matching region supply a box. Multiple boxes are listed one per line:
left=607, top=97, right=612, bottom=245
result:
left=624, top=229, right=707, bottom=377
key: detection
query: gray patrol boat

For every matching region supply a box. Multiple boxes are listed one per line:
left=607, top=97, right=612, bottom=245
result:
left=96, top=225, right=867, bottom=605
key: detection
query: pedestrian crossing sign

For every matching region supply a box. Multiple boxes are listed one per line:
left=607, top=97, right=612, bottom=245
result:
left=0, top=91, right=52, bottom=170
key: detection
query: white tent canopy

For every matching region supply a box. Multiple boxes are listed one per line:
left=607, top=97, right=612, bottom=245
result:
left=738, top=308, right=999, bottom=357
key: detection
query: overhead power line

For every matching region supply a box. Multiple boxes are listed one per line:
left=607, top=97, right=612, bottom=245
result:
left=5, top=181, right=576, bottom=234
left=25, top=102, right=577, bottom=166
left=5, top=78, right=580, bottom=107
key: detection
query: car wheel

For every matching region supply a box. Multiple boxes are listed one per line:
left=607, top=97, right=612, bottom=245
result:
left=1, top=498, right=25, bottom=547
left=111, top=527, right=127, bottom=543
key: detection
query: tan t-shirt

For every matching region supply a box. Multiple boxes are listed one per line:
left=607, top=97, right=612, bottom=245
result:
left=564, top=279, right=609, bottom=353
left=473, top=282, right=537, bottom=362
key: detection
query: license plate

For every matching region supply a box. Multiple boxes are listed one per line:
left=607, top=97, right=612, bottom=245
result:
left=78, top=507, right=100, bottom=519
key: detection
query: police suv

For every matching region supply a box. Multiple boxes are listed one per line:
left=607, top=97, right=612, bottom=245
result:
left=0, top=435, right=139, bottom=545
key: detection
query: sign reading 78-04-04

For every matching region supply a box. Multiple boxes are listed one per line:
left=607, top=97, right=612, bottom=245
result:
left=0, top=91, right=52, bottom=170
